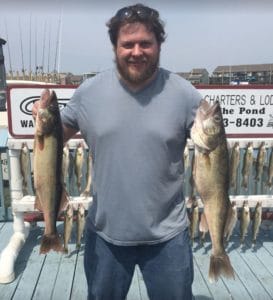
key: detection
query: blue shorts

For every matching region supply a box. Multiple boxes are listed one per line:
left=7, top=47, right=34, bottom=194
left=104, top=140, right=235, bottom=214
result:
left=84, top=228, right=193, bottom=300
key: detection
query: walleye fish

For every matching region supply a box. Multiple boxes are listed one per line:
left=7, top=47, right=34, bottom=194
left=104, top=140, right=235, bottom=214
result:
left=191, top=99, right=234, bottom=282
left=241, top=142, right=253, bottom=190
left=80, top=151, right=93, bottom=198
left=252, top=201, right=262, bottom=246
left=229, top=142, right=240, bottom=190
left=20, top=142, right=31, bottom=196
left=224, top=201, right=237, bottom=244
left=62, top=143, right=70, bottom=187
left=33, top=89, right=68, bottom=254
left=255, top=142, right=266, bottom=182
left=266, top=148, right=273, bottom=188
left=189, top=197, right=199, bottom=245
left=63, top=203, right=74, bottom=254
left=74, top=142, right=85, bottom=194
left=240, top=200, right=250, bottom=245
left=76, top=203, right=86, bottom=250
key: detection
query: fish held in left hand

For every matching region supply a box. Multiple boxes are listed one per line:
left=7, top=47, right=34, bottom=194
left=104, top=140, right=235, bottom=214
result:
left=191, top=99, right=235, bottom=282
left=33, top=89, right=69, bottom=254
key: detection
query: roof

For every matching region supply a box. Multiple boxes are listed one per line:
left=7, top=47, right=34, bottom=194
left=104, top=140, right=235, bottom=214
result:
left=213, top=63, right=273, bottom=73
left=191, top=68, right=208, bottom=74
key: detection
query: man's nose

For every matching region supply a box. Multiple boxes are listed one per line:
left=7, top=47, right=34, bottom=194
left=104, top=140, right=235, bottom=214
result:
left=131, top=44, right=142, bottom=56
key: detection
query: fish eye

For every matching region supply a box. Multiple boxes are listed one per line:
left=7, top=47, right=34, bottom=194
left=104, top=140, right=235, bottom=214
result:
left=213, top=115, right=222, bottom=123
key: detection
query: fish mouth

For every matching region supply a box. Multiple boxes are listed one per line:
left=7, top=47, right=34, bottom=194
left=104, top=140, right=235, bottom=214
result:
left=199, top=100, right=221, bottom=118
left=40, top=89, right=56, bottom=109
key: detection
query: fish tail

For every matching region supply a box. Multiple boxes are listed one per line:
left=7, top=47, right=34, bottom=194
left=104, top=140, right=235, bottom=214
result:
left=209, top=254, right=235, bottom=283
left=40, top=234, right=64, bottom=254
left=76, top=243, right=81, bottom=250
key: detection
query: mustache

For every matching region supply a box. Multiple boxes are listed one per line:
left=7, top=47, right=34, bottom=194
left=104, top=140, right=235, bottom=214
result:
left=127, top=58, right=147, bottom=63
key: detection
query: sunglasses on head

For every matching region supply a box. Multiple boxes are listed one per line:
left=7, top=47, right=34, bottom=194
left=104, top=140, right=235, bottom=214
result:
left=115, top=6, right=159, bottom=21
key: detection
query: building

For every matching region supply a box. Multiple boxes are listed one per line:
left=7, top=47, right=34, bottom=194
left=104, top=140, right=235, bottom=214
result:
left=210, top=63, right=273, bottom=85
left=177, top=68, right=209, bottom=85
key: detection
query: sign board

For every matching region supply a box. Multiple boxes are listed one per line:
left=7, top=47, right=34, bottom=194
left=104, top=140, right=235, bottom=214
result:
left=197, top=85, right=273, bottom=138
left=6, top=84, right=273, bottom=139
left=7, top=85, right=76, bottom=138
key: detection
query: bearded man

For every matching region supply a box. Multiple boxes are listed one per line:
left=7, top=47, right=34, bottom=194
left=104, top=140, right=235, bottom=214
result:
left=61, top=4, right=202, bottom=300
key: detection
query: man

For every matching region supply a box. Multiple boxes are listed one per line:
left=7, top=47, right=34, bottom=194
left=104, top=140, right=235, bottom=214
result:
left=57, top=4, right=201, bottom=299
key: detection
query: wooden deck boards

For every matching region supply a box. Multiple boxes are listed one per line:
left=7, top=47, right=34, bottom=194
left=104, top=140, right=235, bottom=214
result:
left=0, top=221, right=273, bottom=300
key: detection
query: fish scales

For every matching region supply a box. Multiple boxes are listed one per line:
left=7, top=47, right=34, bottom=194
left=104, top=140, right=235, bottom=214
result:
left=76, top=203, right=86, bottom=250
left=241, top=142, right=253, bottom=190
left=20, top=142, right=31, bottom=196
left=74, top=142, right=85, bottom=194
left=33, top=89, right=68, bottom=254
left=64, top=204, right=74, bottom=254
left=267, top=147, right=273, bottom=188
left=229, top=142, right=240, bottom=189
left=252, top=201, right=262, bottom=246
left=191, top=99, right=234, bottom=282
left=80, top=151, right=93, bottom=198
left=240, top=200, right=250, bottom=245
left=255, top=142, right=266, bottom=182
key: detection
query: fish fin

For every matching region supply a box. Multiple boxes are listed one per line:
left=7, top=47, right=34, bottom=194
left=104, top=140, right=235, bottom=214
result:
left=209, top=254, right=235, bottom=283
left=199, top=212, right=209, bottom=232
left=34, top=196, right=43, bottom=212
left=40, top=233, right=64, bottom=254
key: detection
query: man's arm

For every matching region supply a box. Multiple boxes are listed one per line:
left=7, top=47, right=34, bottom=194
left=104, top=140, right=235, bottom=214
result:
left=63, top=124, right=78, bottom=143
left=32, top=98, right=78, bottom=143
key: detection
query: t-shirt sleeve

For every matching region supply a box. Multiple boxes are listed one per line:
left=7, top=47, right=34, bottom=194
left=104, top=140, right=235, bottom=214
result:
left=186, top=87, right=202, bottom=138
left=61, top=87, right=81, bottom=131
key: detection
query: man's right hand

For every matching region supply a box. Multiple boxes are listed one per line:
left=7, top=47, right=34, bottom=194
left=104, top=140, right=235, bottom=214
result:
left=32, top=100, right=39, bottom=120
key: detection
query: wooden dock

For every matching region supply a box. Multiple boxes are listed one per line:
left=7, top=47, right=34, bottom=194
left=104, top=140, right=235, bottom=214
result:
left=1, top=220, right=273, bottom=300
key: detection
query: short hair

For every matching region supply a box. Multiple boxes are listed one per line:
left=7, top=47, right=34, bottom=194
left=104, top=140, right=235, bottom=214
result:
left=106, top=3, right=166, bottom=47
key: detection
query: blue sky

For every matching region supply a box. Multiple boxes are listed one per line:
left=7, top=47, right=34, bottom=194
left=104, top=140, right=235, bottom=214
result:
left=0, top=0, right=273, bottom=75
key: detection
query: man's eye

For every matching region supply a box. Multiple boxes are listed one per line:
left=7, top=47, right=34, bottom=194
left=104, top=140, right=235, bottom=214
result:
left=123, top=43, right=133, bottom=49
left=140, top=42, right=151, bottom=48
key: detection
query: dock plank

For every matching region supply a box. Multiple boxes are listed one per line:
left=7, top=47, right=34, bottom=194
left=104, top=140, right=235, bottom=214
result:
left=32, top=251, right=63, bottom=300
left=70, top=250, right=87, bottom=300
left=0, top=222, right=14, bottom=250
left=1, top=221, right=273, bottom=299
left=193, top=248, right=233, bottom=299
left=12, top=228, right=46, bottom=300
left=226, top=229, right=272, bottom=300
left=192, top=256, right=213, bottom=299
left=51, top=253, right=78, bottom=300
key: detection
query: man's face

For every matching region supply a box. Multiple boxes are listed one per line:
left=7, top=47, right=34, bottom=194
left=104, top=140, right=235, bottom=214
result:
left=115, top=22, right=160, bottom=85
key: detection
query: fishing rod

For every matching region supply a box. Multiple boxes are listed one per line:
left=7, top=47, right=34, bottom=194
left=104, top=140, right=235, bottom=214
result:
left=4, top=18, right=13, bottom=79
left=18, top=17, right=26, bottom=79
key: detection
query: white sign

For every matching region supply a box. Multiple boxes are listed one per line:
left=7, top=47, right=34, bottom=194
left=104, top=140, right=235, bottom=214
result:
left=7, top=85, right=76, bottom=138
left=7, top=85, right=273, bottom=138
left=197, top=87, right=273, bottom=137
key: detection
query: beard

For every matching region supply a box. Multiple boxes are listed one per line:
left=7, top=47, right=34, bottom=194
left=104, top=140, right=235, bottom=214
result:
left=115, top=53, right=160, bottom=85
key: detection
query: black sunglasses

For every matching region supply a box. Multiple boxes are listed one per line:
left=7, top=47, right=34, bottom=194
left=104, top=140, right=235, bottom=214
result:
left=115, top=6, right=159, bottom=21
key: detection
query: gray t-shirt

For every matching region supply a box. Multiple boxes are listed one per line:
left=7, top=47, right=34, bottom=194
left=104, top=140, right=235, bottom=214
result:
left=61, top=68, right=202, bottom=246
